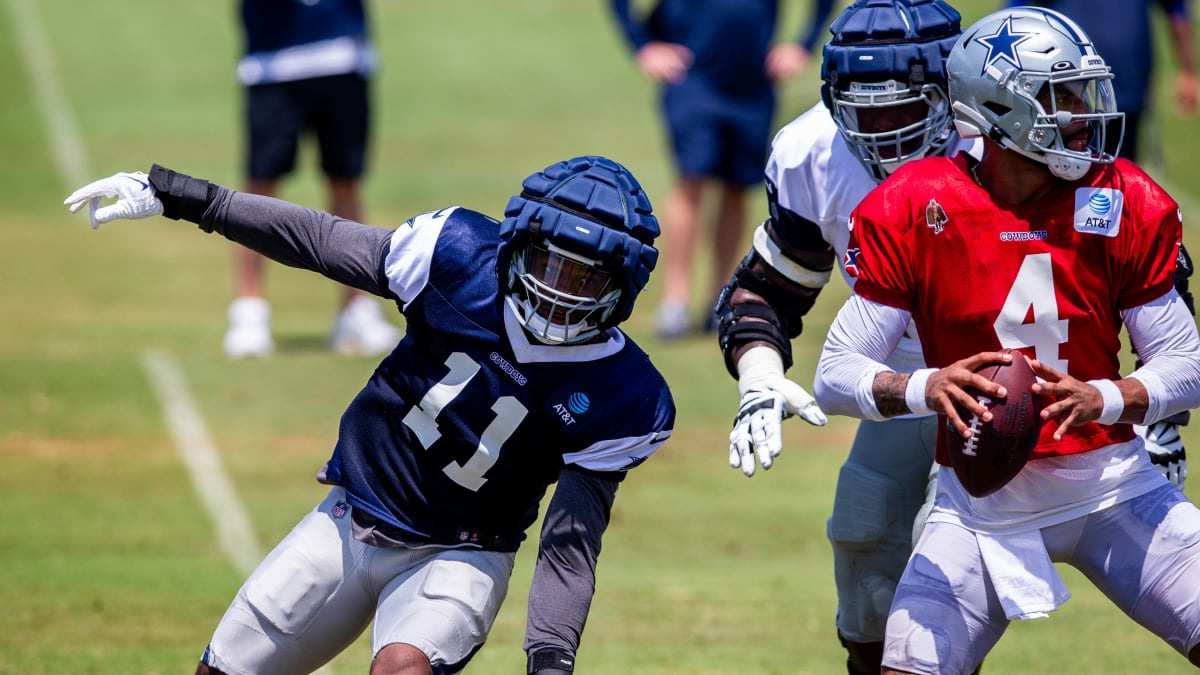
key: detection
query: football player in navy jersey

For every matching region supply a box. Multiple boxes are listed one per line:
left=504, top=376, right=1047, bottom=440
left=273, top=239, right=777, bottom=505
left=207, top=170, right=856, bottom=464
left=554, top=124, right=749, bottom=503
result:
left=65, top=156, right=675, bottom=675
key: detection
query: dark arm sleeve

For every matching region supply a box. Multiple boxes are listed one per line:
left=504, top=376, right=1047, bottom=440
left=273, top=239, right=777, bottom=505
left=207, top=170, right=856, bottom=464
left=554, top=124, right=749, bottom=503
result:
left=523, top=467, right=622, bottom=659
left=146, top=164, right=395, bottom=298
left=201, top=188, right=395, bottom=298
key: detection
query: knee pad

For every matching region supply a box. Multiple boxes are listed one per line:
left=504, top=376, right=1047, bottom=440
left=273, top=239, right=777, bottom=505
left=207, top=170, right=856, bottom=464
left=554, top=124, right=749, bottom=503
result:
left=828, top=462, right=914, bottom=642
left=883, top=605, right=957, bottom=675
left=885, top=582, right=967, bottom=675
left=883, top=552, right=993, bottom=675
left=828, top=460, right=907, bottom=547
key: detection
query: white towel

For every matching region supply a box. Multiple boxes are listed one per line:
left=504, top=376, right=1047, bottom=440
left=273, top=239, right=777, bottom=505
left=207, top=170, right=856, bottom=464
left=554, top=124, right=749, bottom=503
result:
left=976, top=530, right=1071, bottom=620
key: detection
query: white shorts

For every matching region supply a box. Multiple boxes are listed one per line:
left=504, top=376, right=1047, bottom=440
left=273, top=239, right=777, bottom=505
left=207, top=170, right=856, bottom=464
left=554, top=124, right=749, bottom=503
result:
left=200, top=487, right=516, bottom=675
left=883, top=484, right=1200, bottom=674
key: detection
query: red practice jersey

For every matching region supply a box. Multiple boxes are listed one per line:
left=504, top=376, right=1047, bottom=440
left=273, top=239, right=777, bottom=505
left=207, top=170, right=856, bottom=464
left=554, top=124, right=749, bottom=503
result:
left=846, top=153, right=1182, bottom=461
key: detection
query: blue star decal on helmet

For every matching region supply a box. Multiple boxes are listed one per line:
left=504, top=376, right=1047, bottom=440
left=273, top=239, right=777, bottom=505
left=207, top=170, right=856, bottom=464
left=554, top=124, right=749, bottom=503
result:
left=975, top=16, right=1032, bottom=74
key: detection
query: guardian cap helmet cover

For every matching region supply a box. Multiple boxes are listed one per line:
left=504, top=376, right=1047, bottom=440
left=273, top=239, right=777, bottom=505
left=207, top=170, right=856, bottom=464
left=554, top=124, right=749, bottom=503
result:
left=497, top=156, right=659, bottom=344
left=821, top=0, right=962, bottom=183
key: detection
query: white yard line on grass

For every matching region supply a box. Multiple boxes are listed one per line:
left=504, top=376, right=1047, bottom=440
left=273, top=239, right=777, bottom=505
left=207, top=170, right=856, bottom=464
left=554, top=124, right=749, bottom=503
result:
left=11, top=0, right=344, bottom=664
left=3, top=0, right=269, bottom=581
left=141, top=351, right=337, bottom=674
left=140, top=350, right=265, bottom=576
left=4, top=0, right=90, bottom=188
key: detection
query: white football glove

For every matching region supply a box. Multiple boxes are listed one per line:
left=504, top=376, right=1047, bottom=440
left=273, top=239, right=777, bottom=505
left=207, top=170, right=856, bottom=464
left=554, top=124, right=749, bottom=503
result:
left=63, top=171, right=163, bottom=229
left=729, top=346, right=826, bottom=477
left=1136, top=414, right=1188, bottom=490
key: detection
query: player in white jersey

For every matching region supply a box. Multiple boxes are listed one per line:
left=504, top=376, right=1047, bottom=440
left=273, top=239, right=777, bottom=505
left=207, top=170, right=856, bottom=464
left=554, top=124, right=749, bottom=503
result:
left=65, top=156, right=674, bottom=675
left=814, top=8, right=1200, bottom=672
left=714, top=1, right=968, bottom=672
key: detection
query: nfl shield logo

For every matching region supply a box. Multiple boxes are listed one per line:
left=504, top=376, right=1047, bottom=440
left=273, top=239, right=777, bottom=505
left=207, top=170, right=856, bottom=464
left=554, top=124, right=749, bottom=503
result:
left=332, top=501, right=349, bottom=519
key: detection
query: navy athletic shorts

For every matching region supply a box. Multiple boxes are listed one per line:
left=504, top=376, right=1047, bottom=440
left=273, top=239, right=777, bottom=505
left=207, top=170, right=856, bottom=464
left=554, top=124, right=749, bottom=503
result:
left=661, top=81, right=773, bottom=187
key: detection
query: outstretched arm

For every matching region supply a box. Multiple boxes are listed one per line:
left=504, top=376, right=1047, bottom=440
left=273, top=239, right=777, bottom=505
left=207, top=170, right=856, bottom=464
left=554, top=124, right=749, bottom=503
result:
left=716, top=176, right=835, bottom=376
left=64, top=166, right=395, bottom=298
left=523, top=467, right=621, bottom=675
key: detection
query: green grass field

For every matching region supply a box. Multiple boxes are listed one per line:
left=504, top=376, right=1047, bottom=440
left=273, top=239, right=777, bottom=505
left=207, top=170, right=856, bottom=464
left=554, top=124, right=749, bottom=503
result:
left=3, top=1, right=1200, bottom=672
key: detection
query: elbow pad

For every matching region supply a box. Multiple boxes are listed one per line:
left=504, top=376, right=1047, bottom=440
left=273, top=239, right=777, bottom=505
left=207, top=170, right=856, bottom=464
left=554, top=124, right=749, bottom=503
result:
left=715, top=215, right=834, bottom=377
left=715, top=250, right=818, bottom=377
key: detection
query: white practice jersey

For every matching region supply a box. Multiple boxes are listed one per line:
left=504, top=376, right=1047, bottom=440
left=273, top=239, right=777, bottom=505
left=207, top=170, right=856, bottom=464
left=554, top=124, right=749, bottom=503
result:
left=766, top=102, right=980, bottom=374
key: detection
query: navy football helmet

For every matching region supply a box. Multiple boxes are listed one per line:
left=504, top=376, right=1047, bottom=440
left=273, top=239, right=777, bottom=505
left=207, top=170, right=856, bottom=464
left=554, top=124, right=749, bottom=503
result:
left=497, top=156, right=659, bottom=345
left=821, top=0, right=962, bottom=183
left=947, top=7, right=1122, bottom=180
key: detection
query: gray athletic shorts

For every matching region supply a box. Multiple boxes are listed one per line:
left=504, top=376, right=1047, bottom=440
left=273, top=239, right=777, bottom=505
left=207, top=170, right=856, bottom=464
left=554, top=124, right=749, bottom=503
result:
left=199, top=487, right=515, bottom=674
left=827, top=416, right=938, bottom=643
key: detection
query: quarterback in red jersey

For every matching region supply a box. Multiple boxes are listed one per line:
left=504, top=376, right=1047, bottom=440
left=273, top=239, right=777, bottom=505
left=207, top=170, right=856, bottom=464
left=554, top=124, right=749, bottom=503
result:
left=815, top=7, right=1200, bottom=673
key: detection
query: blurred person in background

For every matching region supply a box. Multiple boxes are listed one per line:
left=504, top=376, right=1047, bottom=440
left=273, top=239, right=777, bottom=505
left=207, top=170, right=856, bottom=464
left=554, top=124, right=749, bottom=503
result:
left=228, top=0, right=400, bottom=358
left=66, top=155, right=674, bottom=675
left=608, top=0, right=836, bottom=339
left=713, top=1, right=977, bottom=672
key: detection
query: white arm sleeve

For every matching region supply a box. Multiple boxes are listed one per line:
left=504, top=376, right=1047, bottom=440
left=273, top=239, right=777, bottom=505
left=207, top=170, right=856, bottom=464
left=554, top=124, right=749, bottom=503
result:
left=815, top=294, right=911, bottom=420
left=1121, top=289, right=1200, bottom=423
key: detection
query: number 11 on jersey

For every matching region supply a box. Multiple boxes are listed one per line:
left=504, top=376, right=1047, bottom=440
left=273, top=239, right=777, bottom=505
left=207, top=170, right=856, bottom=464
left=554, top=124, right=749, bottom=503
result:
left=402, top=352, right=530, bottom=491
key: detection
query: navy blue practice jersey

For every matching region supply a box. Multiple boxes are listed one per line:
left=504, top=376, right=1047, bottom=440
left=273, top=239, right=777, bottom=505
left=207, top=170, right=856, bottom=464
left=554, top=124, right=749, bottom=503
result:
left=319, top=207, right=676, bottom=551
left=241, top=0, right=369, bottom=55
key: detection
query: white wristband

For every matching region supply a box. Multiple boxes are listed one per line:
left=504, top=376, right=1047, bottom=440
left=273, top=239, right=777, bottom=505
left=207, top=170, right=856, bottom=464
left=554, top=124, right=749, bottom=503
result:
left=736, top=345, right=786, bottom=396
left=1088, top=378, right=1124, bottom=425
left=905, top=368, right=936, bottom=416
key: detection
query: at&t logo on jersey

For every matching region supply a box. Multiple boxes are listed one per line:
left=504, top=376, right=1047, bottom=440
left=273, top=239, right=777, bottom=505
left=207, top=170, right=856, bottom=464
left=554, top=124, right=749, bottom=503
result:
left=1074, top=187, right=1123, bottom=238
left=553, top=392, right=590, bottom=426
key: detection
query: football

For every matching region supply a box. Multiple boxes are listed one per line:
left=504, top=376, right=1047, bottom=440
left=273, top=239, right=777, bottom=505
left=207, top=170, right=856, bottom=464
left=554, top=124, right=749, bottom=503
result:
left=946, top=349, right=1046, bottom=498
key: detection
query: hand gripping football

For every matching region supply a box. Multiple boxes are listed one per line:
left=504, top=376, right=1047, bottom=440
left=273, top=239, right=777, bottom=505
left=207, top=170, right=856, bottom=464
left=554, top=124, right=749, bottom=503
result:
left=947, top=350, right=1046, bottom=498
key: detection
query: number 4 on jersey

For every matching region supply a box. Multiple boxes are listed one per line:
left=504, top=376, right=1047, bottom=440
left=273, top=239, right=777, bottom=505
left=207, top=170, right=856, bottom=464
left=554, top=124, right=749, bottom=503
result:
left=992, top=253, right=1069, bottom=372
